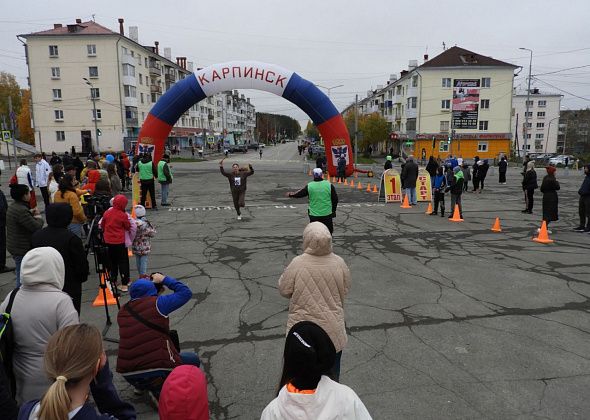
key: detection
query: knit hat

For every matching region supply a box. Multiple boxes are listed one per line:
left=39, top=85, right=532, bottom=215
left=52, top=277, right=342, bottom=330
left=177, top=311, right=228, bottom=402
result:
left=129, top=279, right=158, bottom=300
left=312, top=168, right=323, bottom=179
left=134, top=204, right=146, bottom=218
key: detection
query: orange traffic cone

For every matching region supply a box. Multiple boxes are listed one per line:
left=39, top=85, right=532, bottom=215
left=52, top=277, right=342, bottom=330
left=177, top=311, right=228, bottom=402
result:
left=372, top=184, right=378, bottom=193
left=449, top=204, right=464, bottom=222
left=337, top=178, right=342, bottom=184
left=350, top=179, right=355, bottom=188
left=357, top=181, right=363, bottom=190
left=344, top=179, right=348, bottom=186
left=366, top=182, right=372, bottom=192
left=491, top=217, right=502, bottom=232
left=425, top=202, right=433, bottom=214
left=533, top=220, right=554, bottom=244
left=400, top=194, right=412, bottom=209
left=92, top=274, right=117, bottom=307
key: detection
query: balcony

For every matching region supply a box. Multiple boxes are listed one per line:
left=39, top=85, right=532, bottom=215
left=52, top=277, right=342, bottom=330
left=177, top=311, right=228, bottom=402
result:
left=150, top=85, right=162, bottom=94
left=149, top=62, right=161, bottom=76
left=126, top=117, right=138, bottom=126
left=165, top=73, right=176, bottom=83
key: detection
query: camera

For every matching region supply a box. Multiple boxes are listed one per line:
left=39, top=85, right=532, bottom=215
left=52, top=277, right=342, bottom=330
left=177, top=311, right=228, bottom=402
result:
left=150, top=272, right=165, bottom=293
left=84, top=194, right=112, bottom=219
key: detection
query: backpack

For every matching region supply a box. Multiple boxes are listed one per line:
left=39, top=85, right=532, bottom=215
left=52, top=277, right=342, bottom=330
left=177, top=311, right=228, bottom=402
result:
left=0, top=288, right=19, bottom=398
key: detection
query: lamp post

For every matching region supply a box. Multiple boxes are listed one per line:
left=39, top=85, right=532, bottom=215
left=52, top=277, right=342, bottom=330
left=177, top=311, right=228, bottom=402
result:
left=519, top=48, right=533, bottom=158
left=544, top=116, right=560, bottom=154
left=315, top=84, right=344, bottom=99
left=83, top=78, right=100, bottom=152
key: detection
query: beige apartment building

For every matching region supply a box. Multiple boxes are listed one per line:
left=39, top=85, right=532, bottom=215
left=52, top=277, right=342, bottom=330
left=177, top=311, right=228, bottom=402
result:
left=20, top=18, right=256, bottom=154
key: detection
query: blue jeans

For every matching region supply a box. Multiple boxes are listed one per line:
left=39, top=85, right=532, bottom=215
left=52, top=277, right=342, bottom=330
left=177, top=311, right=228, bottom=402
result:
left=13, top=256, right=23, bottom=288
left=180, top=352, right=201, bottom=367
left=405, top=187, right=417, bottom=205
left=160, top=183, right=170, bottom=205
left=136, top=254, right=148, bottom=276
left=68, top=223, right=83, bottom=238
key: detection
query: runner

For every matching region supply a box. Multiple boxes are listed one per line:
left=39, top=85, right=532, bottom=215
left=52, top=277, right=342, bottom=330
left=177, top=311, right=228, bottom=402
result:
left=219, top=159, right=254, bottom=220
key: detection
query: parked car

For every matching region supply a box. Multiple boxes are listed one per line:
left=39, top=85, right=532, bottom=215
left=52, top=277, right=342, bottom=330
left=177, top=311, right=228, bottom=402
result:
left=549, top=155, right=574, bottom=166
left=227, top=143, right=248, bottom=153
left=247, top=142, right=259, bottom=150
left=259, top=143, right=265, bottom=148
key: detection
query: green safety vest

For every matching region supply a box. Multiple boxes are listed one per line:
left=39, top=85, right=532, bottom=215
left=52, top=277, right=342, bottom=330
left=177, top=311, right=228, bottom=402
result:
left=138, top=160, right=154, bottom=180
left=157, top=160, right=172, bottom=182
left=308, top=180, right=332, bottom=217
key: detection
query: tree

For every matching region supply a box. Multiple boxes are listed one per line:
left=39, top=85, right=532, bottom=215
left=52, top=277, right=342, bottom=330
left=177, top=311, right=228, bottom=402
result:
left=255, top=112, right=301, bottom=142
left=17, top=89, right=34, bottom=144
left=0, top=72, right=22, bottom=128
left=305, top=120, right=319, bottom=140
left=360, top=112, right=388, bottom=150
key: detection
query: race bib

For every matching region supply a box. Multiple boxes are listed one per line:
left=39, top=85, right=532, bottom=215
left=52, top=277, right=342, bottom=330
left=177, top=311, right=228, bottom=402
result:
left=234, top=177, right=241, bottom=187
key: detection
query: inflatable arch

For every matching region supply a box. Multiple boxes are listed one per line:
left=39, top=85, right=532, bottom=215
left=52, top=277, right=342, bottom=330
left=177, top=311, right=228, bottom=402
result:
left=137, top=61, right=353, bottom=176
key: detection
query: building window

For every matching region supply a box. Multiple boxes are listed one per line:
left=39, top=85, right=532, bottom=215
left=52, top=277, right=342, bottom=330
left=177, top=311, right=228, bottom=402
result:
left=406, top=118, right=416, bottom=131
left=87, top=44, right=97, bottom=56
left=92, top=109, right=102, bottom=120
left=535, top=133, right=544, bottom=139
left=441, top=99, right=450, bottom=109
left=145, top=57, right=148, bottom=67
left=49, top=45, right=58, bottom=57
left=121, top=46, right=128, bottom=56
left=139, top=73, right=143, bottom=85
left=525, top=111, right=533, bottom=117
left=442, top=78, right=452, bottom=88
left=51, top=67, right=60, bottom=79
left=480, top=99, right=490, bottom=109
left=123, top=63, right=136, bottom=77
left=526, top=100, right=534, bottom=107
left=88, top=66, right=98, bottom=78
left=54, top=110, right=64, bottom=121
left=145, top=76, right=149, bottom=85
left=526, top=122, right=532, bottom=128
left=536, top=122, right=545, bottom=128
left=52, top=89, right=62, bottom=100
left=137, top=54, right=142, bottom=65
left=537, top=111, right=545, bottom=118
left=439, top=142, right=449, bottom=152
left=55, top=131, right=65, bottom=141
left=538, top=100, right=547, bottom=107
left=140, top=93, right=144, bottom=104
left=411, top=76, right=418, bottom=87
left=124, top=85, right=137, bottom=98
left=90, top=88, right=100, bottom=99
left=440, top=121, right=450, bottom=132
left=479, top=120, right=489, bottom=130
left=408, top=97, right=417, bottom=109
left=477, top=141, right=488, bottom=152
left=526, top=134, right=532, bottom=139
left=481, top=77, right=491, bottom=88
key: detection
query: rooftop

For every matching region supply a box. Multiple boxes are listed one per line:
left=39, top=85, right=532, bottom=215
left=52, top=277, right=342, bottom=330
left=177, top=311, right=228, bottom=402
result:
left=21, top=21, right=117, bottom=37
left=419, top=46, right=518, bottom=69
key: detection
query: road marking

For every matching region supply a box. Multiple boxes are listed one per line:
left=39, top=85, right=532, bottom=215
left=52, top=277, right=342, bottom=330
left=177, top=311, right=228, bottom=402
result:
left=169, top=203, right=385, bottom=212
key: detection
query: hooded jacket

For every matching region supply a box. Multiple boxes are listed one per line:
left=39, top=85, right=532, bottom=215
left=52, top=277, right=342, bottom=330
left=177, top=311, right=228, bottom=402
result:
left=84, top=170, right=101, bottom=194
left=278, top=222, right=351, bottom=352
left=158, top=365, right=209, bottom=420
left=447, top=167, right=464, bottom=195
left=579, top=165, right=590, bottom=196
left=0, top=247, right=78, bottom=404
left=31, top=204, right=89, bottom=314
left=100, top=195, right=131, bottom=244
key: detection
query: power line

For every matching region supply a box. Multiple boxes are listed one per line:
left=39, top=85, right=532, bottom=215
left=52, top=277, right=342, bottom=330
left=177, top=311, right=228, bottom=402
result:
left=533, top=77, right=590, bottom=102
left=533, top=64, right=590, bottom=76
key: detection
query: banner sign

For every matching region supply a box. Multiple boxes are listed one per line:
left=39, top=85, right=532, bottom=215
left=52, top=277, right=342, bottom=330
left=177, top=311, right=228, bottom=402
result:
left=416, top=168, right=432, bottom=202
left=452, top=79, right=480, bottom=129
left=383, top=169, right=402, bottom=203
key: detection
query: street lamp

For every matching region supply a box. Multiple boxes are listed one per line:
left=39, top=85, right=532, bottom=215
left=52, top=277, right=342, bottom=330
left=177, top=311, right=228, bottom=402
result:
left=83, top=77, right=100, bottom=152
left=519, top=47, right=533, bottom=157
left=315, top=84, right=344, bottom=98
left=544, top=116, right=560, bottom=154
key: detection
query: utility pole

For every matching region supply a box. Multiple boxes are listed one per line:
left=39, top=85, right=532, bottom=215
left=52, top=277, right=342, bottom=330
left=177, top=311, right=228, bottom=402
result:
left=1, top=114, right=11, bottom=169
left=83, top=78, right=100, bottom=152
left=519, top=47, right=533, bottom=157
left=8, top=96, right=18, bottom=169
left=354, top=94, right=358, bottom=168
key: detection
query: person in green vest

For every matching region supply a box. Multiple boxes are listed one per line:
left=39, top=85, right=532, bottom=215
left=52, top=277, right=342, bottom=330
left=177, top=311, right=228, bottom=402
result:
left=137, top=153, right=157, bottom=211
left=287, top=168, right=339, bottom=234
left=157, top=154, right=173, bottom=207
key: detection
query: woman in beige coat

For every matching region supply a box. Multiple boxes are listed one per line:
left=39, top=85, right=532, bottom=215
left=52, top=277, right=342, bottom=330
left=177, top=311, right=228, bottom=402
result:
left=279, top=222, right=351, bottom=381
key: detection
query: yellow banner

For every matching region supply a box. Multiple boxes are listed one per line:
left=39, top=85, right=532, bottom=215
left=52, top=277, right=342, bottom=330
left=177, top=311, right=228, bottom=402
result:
left=416, top=168, right=432, bottom=202
left=383, top=169, right=402, bottom=203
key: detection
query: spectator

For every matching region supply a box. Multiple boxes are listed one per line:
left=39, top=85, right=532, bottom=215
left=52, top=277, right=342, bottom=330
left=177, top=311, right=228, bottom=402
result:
left=116, top=273, right=199, bottom=376
left=430, top=166, right=447, bottom=217
left=138, top=153, right=158, bottom=211
left=72, top=154, right=84, bottom=180
left=80, top=160, right=97, bottom=183
left=0, top=247, right=78, bottom=403
left=540, top=166, right=560, bottom=233
left=52, top=163, right=65, bottom=185
left=401, top=155, right=419, bottom=205
left=278, top=222, right=350, bottom=380
left=15, top=159, right=37, bottom=211
left=461, top=164, right=471, bottom=192
left=53, top=174, right=87, bottom=238
left=6, top=184, right=44, bottom=287
left=472, top=158, right=480, bottom=192
left=94, top=179, right=113, bottom=200
left=131, top=204, right=156, bottom=277
left=34, top=153, right=52, bottom=208
left=158, top=365, right=209, bottom=420
left=261, top=321, right=371, bottom=420
left=522, top=161, right=538, bottom=214
left=157, top=154, right=173, bottom=207
left=498, top=156, right=508, bottom=184
left=120, top=153, right=131, bottom=191
left=446, top=166, right=465, bottom=219
left=383, top=155, right=393, bottom=171
left=336, top=155, right=346, bottom=183
left=107, top=163, right=123, bottom=196
left=49, top=151, right=62, bottom=166
left=32, top=203, right=89, bottom=314
left=100, top=195, right=133, bottom=292
left=18, top=324, right=136, bottom=420
left=0, top=181, right=13, bottom=273
left=574, top=164, right=590, bottom=232
left=478, top=159, right=490, bottom=192
left=425, top=156, right=438, bottom=186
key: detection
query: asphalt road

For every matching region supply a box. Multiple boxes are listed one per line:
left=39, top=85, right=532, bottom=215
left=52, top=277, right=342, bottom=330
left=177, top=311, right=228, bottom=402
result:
left=1, top=144, right=590, bottom=419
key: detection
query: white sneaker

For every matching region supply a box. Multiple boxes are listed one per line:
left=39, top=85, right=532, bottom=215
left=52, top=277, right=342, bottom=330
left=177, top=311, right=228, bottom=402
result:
left=237, top=215, right=242, bottom=220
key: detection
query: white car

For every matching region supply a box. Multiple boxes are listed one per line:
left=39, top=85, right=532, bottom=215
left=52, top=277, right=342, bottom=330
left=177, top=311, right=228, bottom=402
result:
left=548, top=155, right=573, bottom=166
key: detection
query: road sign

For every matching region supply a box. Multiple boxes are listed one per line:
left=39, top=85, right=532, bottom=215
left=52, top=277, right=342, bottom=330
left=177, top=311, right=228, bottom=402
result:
left=383, top=169, right=402, bottom=203
left=2, top=130, right=12, bottom=143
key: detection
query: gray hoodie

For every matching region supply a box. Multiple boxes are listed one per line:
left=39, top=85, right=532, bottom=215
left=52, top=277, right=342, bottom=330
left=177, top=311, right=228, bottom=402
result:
left=0, top=247, right=78, bottom=404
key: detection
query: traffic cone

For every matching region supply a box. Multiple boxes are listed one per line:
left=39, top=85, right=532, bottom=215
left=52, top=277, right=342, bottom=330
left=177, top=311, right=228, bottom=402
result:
left=344, top=179, right=348, bottom=186
left=337, top=178, right=342, bottom=184
left=491, top=217, right=502, bottom=232
left=366, top=182, right=372, bottom=192
left=372, top=185, right=378, bottom=193
left=357, top=181, right=363, bottom=190
left=425, top=202, right=433, bottom=214
left=92, top=274, right=117, bottom=307
left=449, top=204, right=464, bottom=222
left=400, top=194, right=412, bottom=209
left=533, top=220, right=554, bottom=244
left=350, top=179, right=355, bottom=188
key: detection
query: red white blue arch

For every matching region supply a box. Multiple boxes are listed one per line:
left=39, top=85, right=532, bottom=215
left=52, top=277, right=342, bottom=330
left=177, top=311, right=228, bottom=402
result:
left=137, top=61, right=353, bottom=176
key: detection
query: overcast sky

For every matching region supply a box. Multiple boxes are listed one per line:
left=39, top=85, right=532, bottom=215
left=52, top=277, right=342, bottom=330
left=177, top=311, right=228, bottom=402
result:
left=2, top=0, right=589, bottom=128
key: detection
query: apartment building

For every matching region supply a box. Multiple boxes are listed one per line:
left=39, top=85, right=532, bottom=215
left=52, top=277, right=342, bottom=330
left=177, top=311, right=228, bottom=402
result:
left=344, top=47, right=518, bottom=160
left=20, top=18, right=256, bottom=154
left=512, top=89, right=562, bottom=154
